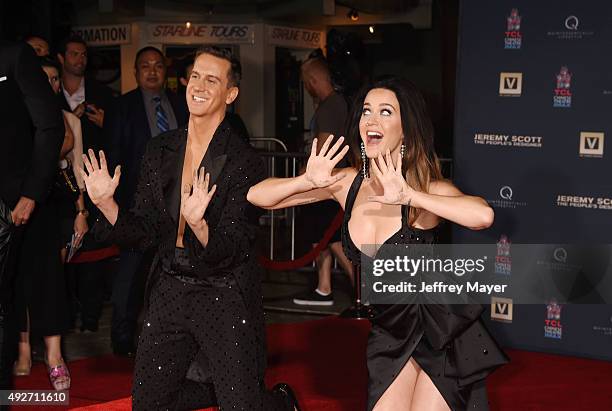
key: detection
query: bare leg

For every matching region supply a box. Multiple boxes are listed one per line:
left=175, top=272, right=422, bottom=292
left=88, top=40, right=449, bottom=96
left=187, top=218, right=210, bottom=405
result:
left=48, top=247, right=67, bottom=367
left=372, top=358, right=420, bottom=411
left=329, top=242, right=354, bottom=286
left=15, top=332, right=31, bottom=369
left=410, top=370, right=450, bottom=411
left=315, top=246, right=333, bottom=294
left=15, top=310, right=31, bottom=371
left=44, top=335, right=63, bottom=367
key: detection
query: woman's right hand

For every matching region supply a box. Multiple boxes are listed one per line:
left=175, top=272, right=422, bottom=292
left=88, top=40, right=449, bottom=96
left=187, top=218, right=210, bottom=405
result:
left=79, top=149, right=121, bottom=207
left=73, top=213, right=89, bottom=248
left=304, top=135, right=349, bottom=188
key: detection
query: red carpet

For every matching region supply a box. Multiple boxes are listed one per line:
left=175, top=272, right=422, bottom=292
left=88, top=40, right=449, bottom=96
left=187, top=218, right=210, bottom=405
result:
left=12, top=317, right=612, bottom=410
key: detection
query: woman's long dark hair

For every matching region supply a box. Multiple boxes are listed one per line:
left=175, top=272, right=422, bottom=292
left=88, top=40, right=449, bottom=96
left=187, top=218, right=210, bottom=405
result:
left=346, top=77, right=443, bottom=225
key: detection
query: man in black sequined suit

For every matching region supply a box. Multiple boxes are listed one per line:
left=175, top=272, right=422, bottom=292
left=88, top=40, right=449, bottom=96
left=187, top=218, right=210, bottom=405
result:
left=84, top=46, right=299, bottom=410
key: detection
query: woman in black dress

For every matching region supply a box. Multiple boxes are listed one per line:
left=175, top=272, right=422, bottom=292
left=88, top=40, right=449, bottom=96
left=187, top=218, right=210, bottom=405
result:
left=248, top=77, right=507, bottom=410
left=13, top=57, right=87, bottom=391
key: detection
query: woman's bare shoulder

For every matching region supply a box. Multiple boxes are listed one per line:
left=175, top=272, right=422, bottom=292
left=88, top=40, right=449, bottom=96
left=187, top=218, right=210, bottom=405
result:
left=329, top=167, right=358, bottom=208
left=338, top=167, right=358, bottom=186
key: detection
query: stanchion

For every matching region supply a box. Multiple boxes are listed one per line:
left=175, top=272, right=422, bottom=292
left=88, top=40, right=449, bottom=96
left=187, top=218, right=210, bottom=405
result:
left=258, top=211, right=343, bottom=271
left=340, top=264, right=374, bottom=319
left=259, top=209, right=375, bottom=318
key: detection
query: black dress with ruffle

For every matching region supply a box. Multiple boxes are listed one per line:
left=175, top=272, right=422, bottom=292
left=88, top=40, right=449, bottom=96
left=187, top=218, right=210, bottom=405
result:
left=341, top=173, right=508, bottom=411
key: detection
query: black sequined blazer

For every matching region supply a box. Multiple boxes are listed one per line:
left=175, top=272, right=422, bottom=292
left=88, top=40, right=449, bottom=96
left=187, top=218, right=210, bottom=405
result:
left=94, top=117, right=266, bottom=328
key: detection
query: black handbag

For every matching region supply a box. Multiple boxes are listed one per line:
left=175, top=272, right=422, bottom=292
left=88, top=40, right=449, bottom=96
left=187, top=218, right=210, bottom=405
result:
left=54, top=161, right=80, bottom=202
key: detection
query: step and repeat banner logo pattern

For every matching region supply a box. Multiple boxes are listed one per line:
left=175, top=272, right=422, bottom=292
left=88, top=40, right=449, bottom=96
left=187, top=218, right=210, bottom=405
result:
left=454, top=0, right=612, bottom=360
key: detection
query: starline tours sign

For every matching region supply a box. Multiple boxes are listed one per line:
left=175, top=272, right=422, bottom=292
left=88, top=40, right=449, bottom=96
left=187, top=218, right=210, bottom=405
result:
left=148, top=23, right=255, bottom=44
left=266, top=25, right=323, bottom=49
left=72, top=24, right=131, bottom=46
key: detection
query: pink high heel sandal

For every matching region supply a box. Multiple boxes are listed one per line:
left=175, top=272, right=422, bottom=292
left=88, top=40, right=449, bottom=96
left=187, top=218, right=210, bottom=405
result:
left=47, top=361, right=71, bottom=391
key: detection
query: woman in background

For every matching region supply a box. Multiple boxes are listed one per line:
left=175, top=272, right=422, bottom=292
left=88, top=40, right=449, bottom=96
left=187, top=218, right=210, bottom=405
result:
left=13, top=56, right=87, bottom=391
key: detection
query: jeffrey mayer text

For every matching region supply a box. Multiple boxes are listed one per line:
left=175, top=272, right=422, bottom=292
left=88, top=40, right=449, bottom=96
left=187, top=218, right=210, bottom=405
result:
left=372, top=281, right=508, bottom=295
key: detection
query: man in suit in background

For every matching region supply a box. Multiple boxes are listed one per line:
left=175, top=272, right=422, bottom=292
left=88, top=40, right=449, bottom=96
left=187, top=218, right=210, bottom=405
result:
left=106, top=46, right=188, bottom=356
left=57, top=35, right=114, bottom=154
left=57, top=35, right=115, bottom=333
left=0, top=40, right=64, bottom=389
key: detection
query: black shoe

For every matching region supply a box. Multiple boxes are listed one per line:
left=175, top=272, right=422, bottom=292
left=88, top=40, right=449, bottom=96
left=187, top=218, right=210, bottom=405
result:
left=272, top=383, right=301, bottom=411
left=112, top=341, right=135, bottom=358
left=292, top=289, right=333, bottom=306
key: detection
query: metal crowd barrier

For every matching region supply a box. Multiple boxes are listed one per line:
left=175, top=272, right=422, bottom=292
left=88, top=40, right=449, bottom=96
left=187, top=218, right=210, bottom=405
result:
left=249, top=138, right=452, bottom=267
left=250, top=138, right=304, bottom=260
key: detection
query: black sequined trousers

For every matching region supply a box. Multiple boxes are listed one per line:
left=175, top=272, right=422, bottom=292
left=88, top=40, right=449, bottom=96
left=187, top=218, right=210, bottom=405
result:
left=132, top=272, right=287, bottom=411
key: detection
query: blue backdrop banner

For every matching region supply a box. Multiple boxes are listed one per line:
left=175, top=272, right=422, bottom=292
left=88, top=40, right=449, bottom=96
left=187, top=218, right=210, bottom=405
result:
left=453, top=0, right=612, bottom=360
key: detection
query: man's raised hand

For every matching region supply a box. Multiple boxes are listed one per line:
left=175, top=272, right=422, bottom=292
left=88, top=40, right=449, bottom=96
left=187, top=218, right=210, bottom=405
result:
left=181, top=167, right=216, bottom=228
left=79, top=149, right=121, bottom=207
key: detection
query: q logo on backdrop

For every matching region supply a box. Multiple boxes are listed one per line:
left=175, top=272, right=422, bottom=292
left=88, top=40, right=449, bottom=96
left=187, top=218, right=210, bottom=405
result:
left=553, top=247, right=568, bottom=263
left=565, top=16, right=579, bottom=31
left=499, top=186, right=513, bottom=200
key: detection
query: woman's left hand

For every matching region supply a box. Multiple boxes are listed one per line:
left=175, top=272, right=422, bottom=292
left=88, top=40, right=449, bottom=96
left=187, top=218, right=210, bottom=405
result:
left=368, top=149, right=415, bottom=206
left=73, top=213, right=89, bottom=248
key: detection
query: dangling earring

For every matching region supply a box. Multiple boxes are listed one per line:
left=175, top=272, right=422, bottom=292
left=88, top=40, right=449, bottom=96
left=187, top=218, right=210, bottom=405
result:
left=360, top=141, right=368, bottom=178
left=400, top=144, right=406, bottom=158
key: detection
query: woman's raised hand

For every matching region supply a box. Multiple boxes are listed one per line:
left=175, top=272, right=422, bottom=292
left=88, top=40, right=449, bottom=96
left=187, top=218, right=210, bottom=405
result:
left=368, top=149, right=414, bottom=205
left=80, top=149, right=121, bottom=207
left=304, top=135, right=349, bottom=188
